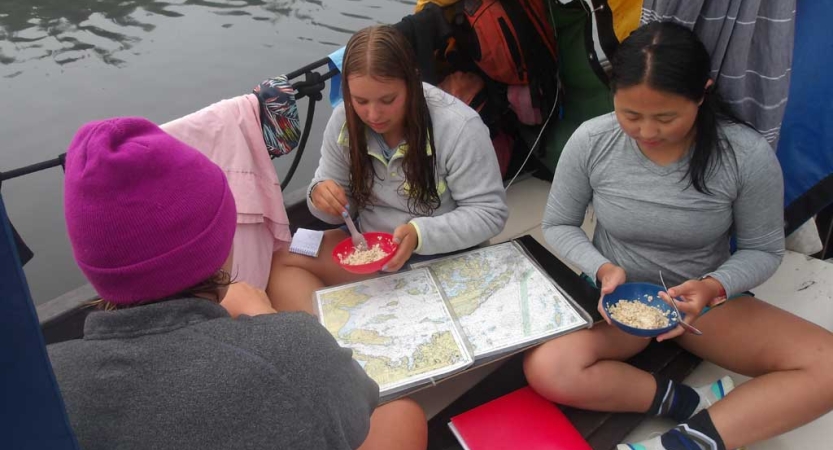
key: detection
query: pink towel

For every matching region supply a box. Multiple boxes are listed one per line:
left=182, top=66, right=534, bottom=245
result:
left=162, top=95, right=291, bottom=289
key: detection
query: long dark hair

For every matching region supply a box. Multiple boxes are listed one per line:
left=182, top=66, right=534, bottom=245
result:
left=341, top=25, right=440, bottom=215
left=610, top=21, right=740, bottom=194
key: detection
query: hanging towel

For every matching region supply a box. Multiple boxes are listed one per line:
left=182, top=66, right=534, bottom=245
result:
left=639, top=1, right=825, bottom=252
left=641, top=0, right=795, bottom=149
left=162, top=95, right=291, bottom=289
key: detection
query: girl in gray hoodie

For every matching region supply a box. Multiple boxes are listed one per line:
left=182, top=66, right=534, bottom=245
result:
left=267, top=25, right=508, bottom=314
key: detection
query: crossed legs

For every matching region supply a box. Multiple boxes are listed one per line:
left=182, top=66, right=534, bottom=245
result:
left=266, top=229, right=373, bottom=314
left=523, top=296, right=833, bottom=449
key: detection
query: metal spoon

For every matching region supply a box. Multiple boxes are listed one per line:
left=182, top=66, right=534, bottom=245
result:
left=659, top=270, right=703, bottom=336
left=341, top=211, right=368, bottom=251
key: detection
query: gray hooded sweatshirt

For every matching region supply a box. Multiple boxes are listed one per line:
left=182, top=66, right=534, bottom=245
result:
left=308, top=83, right=508, bottom=255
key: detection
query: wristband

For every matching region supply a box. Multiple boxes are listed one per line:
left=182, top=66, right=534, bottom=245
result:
left=699, top=275, right=727, bottom=299
left=308, top=181, right=323, bottom=206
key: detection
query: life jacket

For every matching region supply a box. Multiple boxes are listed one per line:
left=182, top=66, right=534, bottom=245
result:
left=438, top=70, right=514, bottom=178
left=438, top=71, right=488, bottom=113
left=439, top=66, right=507, bottom=127
left=453, top=0, right=560, bottom=122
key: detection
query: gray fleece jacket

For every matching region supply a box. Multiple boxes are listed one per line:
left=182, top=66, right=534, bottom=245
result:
left=308, top=83, right=508, bottom=255
left=47, top=299, right=379, bottom=450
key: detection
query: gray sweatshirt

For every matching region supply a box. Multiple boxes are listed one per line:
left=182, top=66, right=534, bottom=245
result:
left=543, top=113, right=785, bottom=296
left=308, top=83, right=508, bottom=255
left=47, top=299, right=379, bottom=450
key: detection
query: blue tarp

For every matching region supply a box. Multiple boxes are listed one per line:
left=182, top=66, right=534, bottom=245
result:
left=0, top=195, right=79, bottom=449
left=777, top=0, right=833, bottom=235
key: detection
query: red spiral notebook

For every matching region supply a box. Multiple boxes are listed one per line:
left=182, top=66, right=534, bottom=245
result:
left=448, top=387, right=592, bottom=450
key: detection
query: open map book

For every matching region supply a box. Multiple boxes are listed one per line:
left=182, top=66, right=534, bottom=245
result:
left=315, top=241, right=592, bottom=401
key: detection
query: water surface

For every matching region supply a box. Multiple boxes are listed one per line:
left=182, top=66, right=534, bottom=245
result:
left=0, top=0, right=412, bottom=305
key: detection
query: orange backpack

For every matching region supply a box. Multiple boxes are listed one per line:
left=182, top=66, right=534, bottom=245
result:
left=454, top=0, right=559, bottom=120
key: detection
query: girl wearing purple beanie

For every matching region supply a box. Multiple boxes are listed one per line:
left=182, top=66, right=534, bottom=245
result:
left=268, top=25, right=509, bottom=313
left=47, top=117, right=427, bottom=450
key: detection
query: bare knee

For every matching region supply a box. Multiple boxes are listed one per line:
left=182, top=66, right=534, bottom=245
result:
left=360, top=398, right=427, bottom=450
left=524, top=338, right=590, bottom=405
left=265, top=263, right=323, bottom=314
left=266, top=251, right=292, bottom=291
left=760, top=321, right=833, bottom=380
left=385, top=398, right=426, bottom=426
left=269, top=249, right=295, bottom=272
left=804, top=333, right=833, bottom=405
left=753, top=326, right=833, bottom=413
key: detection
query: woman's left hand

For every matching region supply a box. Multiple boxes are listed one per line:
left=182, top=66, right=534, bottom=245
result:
left=382, top=223, right=419, bottom=272
left=655, top=279, right=715, bottom=342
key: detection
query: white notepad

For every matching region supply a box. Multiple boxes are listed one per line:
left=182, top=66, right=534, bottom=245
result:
left=289, top=228, right=324, bottom=257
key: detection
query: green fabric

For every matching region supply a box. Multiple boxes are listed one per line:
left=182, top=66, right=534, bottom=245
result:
left=524, top=1, right=614, bottom=172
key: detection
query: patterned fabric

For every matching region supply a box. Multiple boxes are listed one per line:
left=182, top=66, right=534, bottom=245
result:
left=641, top=0, right=796, bottom=149
left=253, top=75, right=300, bottom=158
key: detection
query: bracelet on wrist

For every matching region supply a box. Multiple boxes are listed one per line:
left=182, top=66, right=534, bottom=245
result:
left=308, top=181, right=323, bottom=205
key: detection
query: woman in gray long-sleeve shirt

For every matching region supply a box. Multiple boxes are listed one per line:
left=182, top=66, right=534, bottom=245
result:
left=524, top=22, right=833, bottom=450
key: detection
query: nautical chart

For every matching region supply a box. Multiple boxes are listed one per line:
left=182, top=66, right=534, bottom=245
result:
left=316, top=268, right=472, bottom=397
left=415, top=242, right=587, bottom=359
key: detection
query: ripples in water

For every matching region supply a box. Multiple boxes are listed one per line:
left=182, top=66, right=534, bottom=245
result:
left=0, top=0, right=397, bottom=75
left=0, top=0, right=409, bottom=305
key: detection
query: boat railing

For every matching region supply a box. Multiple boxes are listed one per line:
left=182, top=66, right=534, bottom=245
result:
left=279, top=57, right=338, bottom=190
left=0, top=58, right=337, bottom=191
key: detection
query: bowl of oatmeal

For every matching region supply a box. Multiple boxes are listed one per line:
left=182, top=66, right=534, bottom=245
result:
left=332, top=232, right=398, bottom=274
left=602, top=283, right=681, bottom=337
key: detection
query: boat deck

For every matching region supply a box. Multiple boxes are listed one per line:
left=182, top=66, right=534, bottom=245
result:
left=414, top=176, right=833, bottom=449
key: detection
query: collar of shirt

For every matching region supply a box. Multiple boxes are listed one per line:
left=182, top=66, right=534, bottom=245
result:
left=337, top=123, right=433, bottom=166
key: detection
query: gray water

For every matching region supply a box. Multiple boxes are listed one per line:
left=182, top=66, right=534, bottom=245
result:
left=0, top=0, right=412, bottom=305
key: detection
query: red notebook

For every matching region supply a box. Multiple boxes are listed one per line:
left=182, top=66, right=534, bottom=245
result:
left=448, top=387, right=592, bottom=450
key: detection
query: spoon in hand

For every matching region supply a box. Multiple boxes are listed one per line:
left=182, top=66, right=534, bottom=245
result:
left=342, top=211, right=368, bottom=251
left=659, top=270, right=703, bottom=336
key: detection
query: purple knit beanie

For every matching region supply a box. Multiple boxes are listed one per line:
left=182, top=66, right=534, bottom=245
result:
left=64, top=117, right=236, bottom=305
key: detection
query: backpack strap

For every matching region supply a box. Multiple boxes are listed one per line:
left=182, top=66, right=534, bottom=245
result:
left=588, top=0, right=619, bottom=61
left=470, top=87, right=489, bottom=112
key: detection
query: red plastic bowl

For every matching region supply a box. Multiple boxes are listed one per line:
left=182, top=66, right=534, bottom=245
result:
left=332, top=232, right=398, bottom=274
